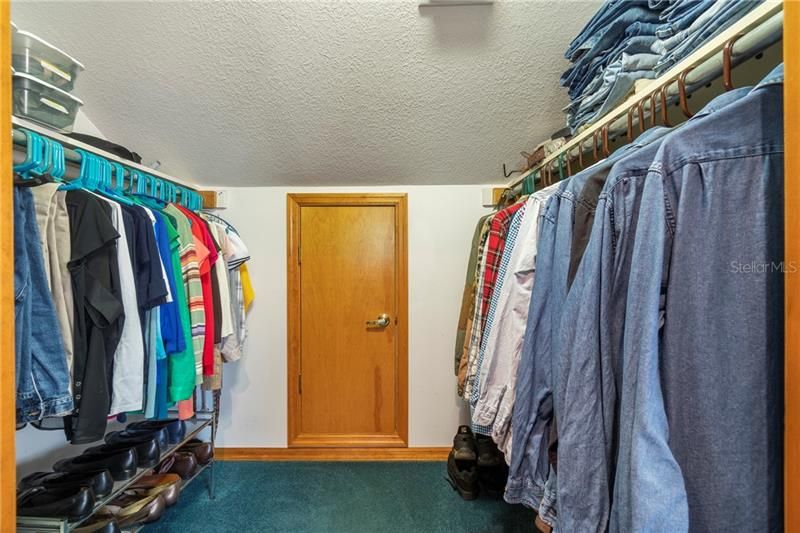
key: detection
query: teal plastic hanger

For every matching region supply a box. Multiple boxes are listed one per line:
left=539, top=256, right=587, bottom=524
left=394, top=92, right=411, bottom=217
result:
left=60, top=149, right=95, bottom=191
left=191, top=189, right=202, bottom=210
left=29, top=136, right=52, bottom=178
left=28, top=138, right=66, bottom=183
left=131, top=171, right=151, bottom=197
left=111, top=163, right=128, bottom=196
left=84, top=152, right=100, bottom=191
left=154, top=178, right=166, bottom=203
left=522, top=173, right=534, bottom=195
left=127, top=169, right=140, bottom=195
left=131, top=170, right=146, bottom=195
left=14, top=129, right=45, bottom=177
left=162, top=181, right=177, bottom=203
left=48, top=139, right=66, bottom=182
left=99, top=161, right=135, bottom=206
left=179, top=186, right=190, bottom=209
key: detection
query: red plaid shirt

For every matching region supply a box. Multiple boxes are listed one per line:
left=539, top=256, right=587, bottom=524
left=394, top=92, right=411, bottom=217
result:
left=479, top=201, right=524, bottom=330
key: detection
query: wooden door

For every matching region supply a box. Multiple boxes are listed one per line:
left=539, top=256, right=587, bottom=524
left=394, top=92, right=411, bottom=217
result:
left=287, top=194, right=408, bottom=447
left=1, top=3, right=15, bottom=531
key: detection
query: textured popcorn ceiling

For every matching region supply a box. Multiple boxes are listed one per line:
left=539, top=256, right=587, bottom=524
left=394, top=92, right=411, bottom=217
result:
left=12, top=1, right=600, bottom=187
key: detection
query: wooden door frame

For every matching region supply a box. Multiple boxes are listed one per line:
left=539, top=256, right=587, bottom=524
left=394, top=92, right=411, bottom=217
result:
left=286, top=193, right=409, bottom=448
left=785, top=3, right=799, bottom=531
left=1, top=3, right=15, bottom=531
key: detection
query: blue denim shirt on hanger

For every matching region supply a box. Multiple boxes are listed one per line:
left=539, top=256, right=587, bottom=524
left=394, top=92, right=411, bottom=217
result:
left=504, top=131, right=666, bottom=520
left=555, top=86, right=750, bottom=533
left=613, top=64, right=784, bottom=533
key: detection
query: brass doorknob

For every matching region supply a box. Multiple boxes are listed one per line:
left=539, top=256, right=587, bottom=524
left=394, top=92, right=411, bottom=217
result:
left=366, top=313, right=391, bottom=328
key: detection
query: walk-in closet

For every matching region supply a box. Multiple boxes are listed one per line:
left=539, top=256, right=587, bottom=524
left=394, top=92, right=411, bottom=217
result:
left=2, top=1, right=797, bottom=532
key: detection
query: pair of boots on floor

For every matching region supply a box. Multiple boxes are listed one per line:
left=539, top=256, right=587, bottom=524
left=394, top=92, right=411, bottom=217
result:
left=447, top=426, right=508, bottom=500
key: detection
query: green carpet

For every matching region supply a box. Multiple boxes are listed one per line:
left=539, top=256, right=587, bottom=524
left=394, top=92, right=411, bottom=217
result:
left=146, top=461, right=536, bottom=532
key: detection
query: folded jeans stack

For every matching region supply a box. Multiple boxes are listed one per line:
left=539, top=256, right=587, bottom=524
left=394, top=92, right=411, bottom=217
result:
left=562, top=1, right=665, bottom=132
left=651, top=0, right=763, bottom=76
left=562, top=0, right=764, bottom=133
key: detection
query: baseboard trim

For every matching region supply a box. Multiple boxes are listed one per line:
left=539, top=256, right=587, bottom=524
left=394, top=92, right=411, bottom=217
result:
left=217, top=447, right=450, bottom=461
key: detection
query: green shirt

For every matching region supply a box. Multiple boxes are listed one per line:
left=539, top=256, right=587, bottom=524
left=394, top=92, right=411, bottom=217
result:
left=161, top=210, right=197, bottom=401
left=164, top=204, right=205, bottom=386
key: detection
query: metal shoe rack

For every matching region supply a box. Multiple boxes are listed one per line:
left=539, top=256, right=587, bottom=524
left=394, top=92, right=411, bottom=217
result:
left=17, top=391, right=220, bottom=533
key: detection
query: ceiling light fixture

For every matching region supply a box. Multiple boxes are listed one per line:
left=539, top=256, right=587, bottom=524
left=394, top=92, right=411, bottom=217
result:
left=418, top=0, right=493, bottom=7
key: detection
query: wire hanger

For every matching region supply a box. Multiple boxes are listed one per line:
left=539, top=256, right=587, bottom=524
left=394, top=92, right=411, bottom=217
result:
left=201, top=211, right=239, bottom=235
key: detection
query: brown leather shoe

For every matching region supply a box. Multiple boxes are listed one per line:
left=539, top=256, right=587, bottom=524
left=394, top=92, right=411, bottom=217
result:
left=126, top=473, right=182, bottom=507
left=158, top=451, right=197, bottom=480
left=180, top=440, right=213, bottom=465
left=73, top=517, right=121, bottom=533
left=98, top=493, right=166, bottom=527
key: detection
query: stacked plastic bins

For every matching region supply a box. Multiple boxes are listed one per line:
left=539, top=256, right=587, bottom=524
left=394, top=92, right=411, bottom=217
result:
left=11, top=23, right=85, bottom=132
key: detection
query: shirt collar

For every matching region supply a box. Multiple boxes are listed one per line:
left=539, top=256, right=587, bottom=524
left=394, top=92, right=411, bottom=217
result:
left=751, top=63, right=783, bottom=91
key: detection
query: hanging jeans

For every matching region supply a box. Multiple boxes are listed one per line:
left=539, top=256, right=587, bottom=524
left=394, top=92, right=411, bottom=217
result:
left=14, top=186, right=73, bottom=424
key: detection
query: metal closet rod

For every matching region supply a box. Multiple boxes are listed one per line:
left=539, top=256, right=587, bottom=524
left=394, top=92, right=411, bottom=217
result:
left=11, top=118, right=202, bottom=196
left=509, top=1, right=784, bottom=192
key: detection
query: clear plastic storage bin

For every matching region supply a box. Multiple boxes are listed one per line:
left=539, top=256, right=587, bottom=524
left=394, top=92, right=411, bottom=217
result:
left=12, top=70, right=84, bottom=132
left=12, top=29, right=85, bottom=91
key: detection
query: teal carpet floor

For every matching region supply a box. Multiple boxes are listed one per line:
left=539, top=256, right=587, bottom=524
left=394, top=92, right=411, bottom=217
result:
left=146, top=461, right=536, bottom=533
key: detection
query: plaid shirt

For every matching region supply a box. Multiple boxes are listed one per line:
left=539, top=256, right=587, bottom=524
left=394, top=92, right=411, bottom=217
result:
left=461, top=244, right=490, bottom=400
left=479, top=201, right=525, bottom=331
left=470, top=205, right=527, bottom=434
left=457, top=216, right=493, bottom=396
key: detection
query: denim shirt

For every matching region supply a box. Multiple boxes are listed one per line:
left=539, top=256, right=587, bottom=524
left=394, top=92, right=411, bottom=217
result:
left=505, top=148, right=640, bottom=511
left=554, top=86, right=750, bottom=533
left=614, top=64, right=784, bottom=532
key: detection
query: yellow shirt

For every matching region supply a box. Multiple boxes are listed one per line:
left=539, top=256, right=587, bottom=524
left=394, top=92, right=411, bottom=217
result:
left=241, top=263, right=255, bottom=311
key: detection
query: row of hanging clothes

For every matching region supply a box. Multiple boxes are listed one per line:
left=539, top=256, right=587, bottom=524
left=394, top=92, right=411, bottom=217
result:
left=13, top=130, right=255, bottom=445
left=455, top=62, right=784, bottom=532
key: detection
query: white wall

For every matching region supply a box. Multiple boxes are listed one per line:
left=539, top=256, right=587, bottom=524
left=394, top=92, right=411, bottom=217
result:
left=216, top=185, right=492, bottom=448
left=15, top=184, right=490, bottom=475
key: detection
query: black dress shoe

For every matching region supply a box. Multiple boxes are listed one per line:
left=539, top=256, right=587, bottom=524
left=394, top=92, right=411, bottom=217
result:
left=106, top=426, right=168, bottom=452
left=18, top=470, right=114, bottom=498
left=17, top=485, right=95, bottom=521
left=85, top=437, right=160, bottom=469
left=126, top=419, right=186, bottom=445
left=54, top=448, right=138, bottom=481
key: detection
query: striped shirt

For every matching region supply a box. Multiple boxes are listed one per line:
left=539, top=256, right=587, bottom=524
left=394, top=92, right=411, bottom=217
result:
left=164, top=204, right=205, bottom=384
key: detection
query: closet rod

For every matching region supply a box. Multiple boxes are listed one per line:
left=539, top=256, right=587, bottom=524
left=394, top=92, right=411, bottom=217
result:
left=508, top=0, right=783, bottom=191
left=10, top=116, right=202, bottom=194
